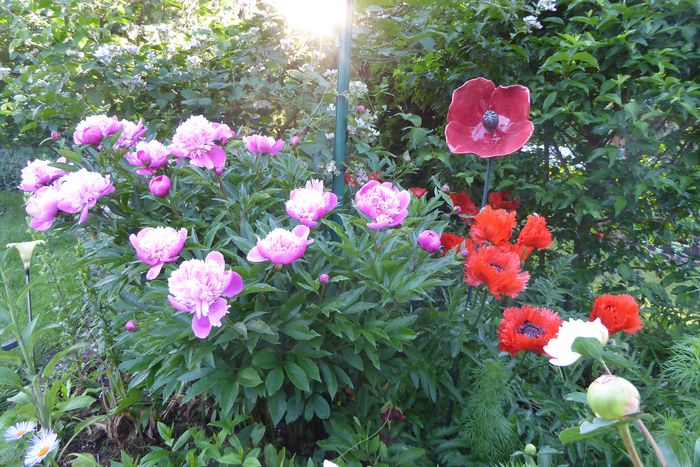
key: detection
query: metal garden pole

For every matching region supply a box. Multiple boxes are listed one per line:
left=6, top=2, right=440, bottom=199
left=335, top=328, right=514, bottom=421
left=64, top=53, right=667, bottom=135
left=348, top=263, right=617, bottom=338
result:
left=331, top=0, right=354, bottom=204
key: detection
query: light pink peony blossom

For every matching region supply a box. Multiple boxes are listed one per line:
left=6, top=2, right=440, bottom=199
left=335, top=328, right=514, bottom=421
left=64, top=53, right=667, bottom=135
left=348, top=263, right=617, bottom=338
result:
left=56, top=169, right=115, bottom=224
left=354, top=180, right=411, bottom=229
left=247, top=225, right=313, bottom=265
left=168, top=251, right=244, bottom=338
left=73, top=115, right=123, bottom=146
left=129, top=226, right=187, bottom=280
left=285, top=180, right=337, bottom=227
left=26, top=185, right=61, bottom=231
left=125, top=140, right=171, bottom=175
left=114, top=119, right=146, bottom=149
left=417, top=230, right=441, bottom=253
left=243, top=135, right=284, bottom=155
left=18, top=158, right=67, bottom=192
left=169, top=115, right=232, bottom=169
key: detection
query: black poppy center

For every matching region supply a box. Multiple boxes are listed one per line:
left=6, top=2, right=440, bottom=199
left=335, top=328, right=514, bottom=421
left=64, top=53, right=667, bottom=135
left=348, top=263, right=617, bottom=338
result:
left=518, top=320, right=544, bottom=338
left=482, top=110, right=499, bottom=133
left=488, top=262, right=504, bottom=272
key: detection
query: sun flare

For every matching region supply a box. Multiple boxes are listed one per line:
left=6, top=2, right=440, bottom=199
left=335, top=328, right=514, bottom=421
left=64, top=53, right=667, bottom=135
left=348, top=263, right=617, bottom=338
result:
left=265, top=0, right=347, bottom=36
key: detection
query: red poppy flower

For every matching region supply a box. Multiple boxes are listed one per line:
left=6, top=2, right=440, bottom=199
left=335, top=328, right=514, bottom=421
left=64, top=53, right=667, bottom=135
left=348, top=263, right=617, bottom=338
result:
left=344, top=173, right=357, bottom=187
left=464, top=245, right=529, bottom=299
left=470, top=206, right=517, bottom=246
left=498, top=305, right=563, bottom=356
left=409, top=187, right=427, bottom=199
left=368, top=170, right=383, bottom=181
left=488, top=191, right=521, bottom=211
left=445, top=77, right=534, bottom=158
left=440, top=233, right=476, bottom=257
left=517, top=214, right=552, bottom=250
left=589, top=294, right=642, bottom=334
left=449, top=191, right=478, bottom=219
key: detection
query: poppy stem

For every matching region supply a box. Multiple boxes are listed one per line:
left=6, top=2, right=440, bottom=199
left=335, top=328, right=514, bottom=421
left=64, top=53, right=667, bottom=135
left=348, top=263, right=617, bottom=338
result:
left=480, top=158, right=493, bottom=208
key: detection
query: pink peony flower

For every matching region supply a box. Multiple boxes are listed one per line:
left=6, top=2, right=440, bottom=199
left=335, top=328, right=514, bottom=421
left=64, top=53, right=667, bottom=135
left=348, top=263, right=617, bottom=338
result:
left=124, top=320, right=138, bottom=332
left=125, top=140, right=171, bottom=175
left=56, top=169, right=115, bottom=224
left=130, top=226, right=187, bottom=280
left=169, top=115, right=232, bottom=169
left=73, top=115, right=123, bottom=146
left=354, top=180, right=411, bottom=229
left=26, top=185, right=61, bottom=231
left=149, top=175, right=171, bottom=197
left=114, top=119, right=146, bottom=149
left=417, top=230, right=441, bottom=253
left=18, top=158, right=67, bottom=192
left=285, top=180, right=338, bottom=227
left=243, top=135, right=284, bottom=155
left=168, top=251, right=244, bottom=338
left=290, top=135, right=300, bottom=145
left=247, top=225, right=313, bottom=265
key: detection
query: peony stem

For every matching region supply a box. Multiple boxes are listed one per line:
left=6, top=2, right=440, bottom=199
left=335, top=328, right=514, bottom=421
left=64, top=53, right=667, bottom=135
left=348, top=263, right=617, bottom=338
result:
left=635, top=420, right=668, bottom=467
left=618, top=423, right=644, bottom=467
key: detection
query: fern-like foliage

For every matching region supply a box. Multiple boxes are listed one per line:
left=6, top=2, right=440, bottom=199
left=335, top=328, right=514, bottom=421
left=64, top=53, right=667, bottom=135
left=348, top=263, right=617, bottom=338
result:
left=661, top=335, right=700, bottom=393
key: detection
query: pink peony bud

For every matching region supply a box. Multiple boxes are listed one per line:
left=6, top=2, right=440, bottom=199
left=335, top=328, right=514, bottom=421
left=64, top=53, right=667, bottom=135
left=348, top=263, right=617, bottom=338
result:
left=417, top=230, right=441, bottom=253
left=319, top=273, right=330, bottom=284
left=215, top=167, right=224, bottom=176
left=442, top=184, right=450, bottom=192
left=291, top=135, right=300, bottom=145
left=587, top=375, right=640, bottom=419
left=51, top=130, right=61, bottom=141
left=125, top=320, right=138, bottom=332
left=454, top=206, right=462, bottom=214
left=355, top=105, right=366, bottom=113
left=149, top=175, right=171, bottom=198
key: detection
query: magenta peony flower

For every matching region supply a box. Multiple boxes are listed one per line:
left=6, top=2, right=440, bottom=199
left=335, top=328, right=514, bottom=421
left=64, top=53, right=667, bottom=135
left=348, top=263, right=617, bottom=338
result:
left=290, top=135, right=300, bottom=145
left=18, top=158, right=67, bottom=192
left=354, top=180, right=411, bottom=229
left=355, top=105, right=366, bottom=113
left=417, top=230, right=441, bottom=253
left=243, top=135, right=284, bottom=155
left=319, top=273, right=330, bottom=284
left=125, top=140, right=171, bottom=175
left=130, top=226, right=187, bottom=280
left=149, top=175, right=171, bottom=197
left=26, top=185, right=61, bottom=231
left=285, top=180, right=338, bottom=227
left=73, top=115, right=123, bottom=146
left=168, top=251, right=244, bottom=338
left=50, top=130, right=61, bottom=141
left=169, top=116, right=233, bottom=169
left=247, top=225, right=313, bottom=265
left=114, top=119, right=146, bottom=149
left=55, top=169, right=115, bottom=224
left=124, top=320, right=138, bottom=332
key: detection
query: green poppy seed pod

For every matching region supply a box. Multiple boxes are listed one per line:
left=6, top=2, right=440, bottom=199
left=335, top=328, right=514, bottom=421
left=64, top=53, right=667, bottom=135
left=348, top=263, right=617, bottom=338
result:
left=523, top=443, right=537, bottom=456
left=587, top=375, right=640, bottom=419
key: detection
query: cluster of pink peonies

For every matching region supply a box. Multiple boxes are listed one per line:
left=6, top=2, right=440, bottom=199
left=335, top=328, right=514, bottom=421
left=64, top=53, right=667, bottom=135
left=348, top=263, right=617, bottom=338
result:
left=243, top=134, right=284, bottom=155
left=73, top=114, right=146, bottom=149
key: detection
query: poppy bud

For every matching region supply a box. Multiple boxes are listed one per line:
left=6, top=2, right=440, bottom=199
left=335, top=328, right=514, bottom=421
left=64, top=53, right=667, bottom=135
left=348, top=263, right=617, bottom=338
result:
left=125, top=320, right=138, bottom=332
left=319, top=273, right=330, bottom=284
left=149, top=175, right=171, bottom=197
left=587, top=375, right=640, bottom=419
left=524, top=443, right=537, bottom=456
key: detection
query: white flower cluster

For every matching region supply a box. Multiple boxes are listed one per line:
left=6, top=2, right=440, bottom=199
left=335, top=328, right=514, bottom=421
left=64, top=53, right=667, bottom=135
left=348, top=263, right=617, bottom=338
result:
left=0, top=67, right=11, bottom=80
left=537, top=0, right=557, bottom=12
left=523, top=0, right=557, bottom=32
left=349, top=80, right=368, bottom=98
left=523, top=15, right=543, bottom=31
left=94, top=42, right=138, bottom=64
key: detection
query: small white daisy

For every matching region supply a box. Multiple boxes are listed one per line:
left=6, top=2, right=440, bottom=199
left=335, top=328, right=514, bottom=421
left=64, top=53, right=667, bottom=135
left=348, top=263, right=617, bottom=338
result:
left=23, top=429, right=59, bottom=466
left=3, top=421, right=37, bottom=441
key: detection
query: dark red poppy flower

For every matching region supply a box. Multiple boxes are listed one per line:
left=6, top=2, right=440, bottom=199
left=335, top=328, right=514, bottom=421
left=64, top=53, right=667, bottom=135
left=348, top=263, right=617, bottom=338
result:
left=409, top=187, right=427, bottom=199
left=368, top=170, right=383, bottom=181
left=488, top=191, right=521, bottom=211
left=344, top=173, right=357, bottom=187
left=445, top=77, right=534, bottom=158
left=440, top=233, right=476, bottom=257
left=449, top=192, right=479, bottom=219
left=498, top=305, right=563, bottom=356
left=380, top=408, right=405, bottom=423
left=464, top=245, right=529, bottom=299
left=517, top=214, right=552, bottom=250
left=589, top=294, right=642, bottom=334
left=470, top=206, right=517, bottom=246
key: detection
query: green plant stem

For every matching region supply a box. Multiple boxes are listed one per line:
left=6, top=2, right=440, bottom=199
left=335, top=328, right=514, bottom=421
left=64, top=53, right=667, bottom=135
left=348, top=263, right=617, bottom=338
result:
left=1, top=266, right=35, bottom=376
left=470, top=288, right=489, bottom=328
left=618, top=423, right=644, bottom=467
left=635, top=420, right=668, bottom=467
left=480, top=158, right=493, bottom=208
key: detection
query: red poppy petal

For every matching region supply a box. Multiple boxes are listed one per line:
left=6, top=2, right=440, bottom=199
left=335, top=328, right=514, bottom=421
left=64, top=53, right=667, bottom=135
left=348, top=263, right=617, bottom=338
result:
left=445, top=121, right=478, bottom=154
left=447, top=77, right=496, bottom=127
left=491, top=85, right=531, bottom=123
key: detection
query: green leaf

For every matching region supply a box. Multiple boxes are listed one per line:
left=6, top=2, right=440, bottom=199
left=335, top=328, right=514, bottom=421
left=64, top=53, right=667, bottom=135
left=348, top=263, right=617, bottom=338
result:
left=280, top=321, right=320, bottom=341
left=565, top=392, right=589, bottom=404
left=295, top=356, right=321, bottom=382
left=614, top=196, right=627, bottom=216
left=0, top=366, right=21, bottom=388
left=217, top=452, right=244, bottom=464
left=238, top=368, right=263, bottom=388
left=265, top=367, right=285, bottom=396
left=283, top=361, right=310, bottom=392
left=571, top=337, right=604, bottom=362
left=391, top=447, right=427, bottom=464
left=57, top=395, right=95, bottom=413
left=571, top=52, right=600, bottom=69
left=267, top=391, right=286, bottom=426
